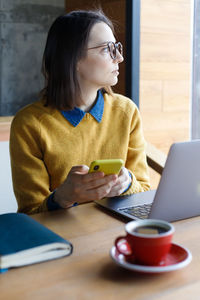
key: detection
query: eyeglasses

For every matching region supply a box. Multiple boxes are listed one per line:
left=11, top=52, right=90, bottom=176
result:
left=87, top=42, right=123, bottom=60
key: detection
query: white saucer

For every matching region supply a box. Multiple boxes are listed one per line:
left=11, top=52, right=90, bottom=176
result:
left=110, top=243, right=192, bottom=273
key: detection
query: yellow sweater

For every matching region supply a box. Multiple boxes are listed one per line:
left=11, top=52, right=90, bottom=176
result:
left=10, top=93, right=150, bottom=214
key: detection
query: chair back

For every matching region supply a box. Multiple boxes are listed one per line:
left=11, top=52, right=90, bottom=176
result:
left=0, top=141, right=17, bottom=213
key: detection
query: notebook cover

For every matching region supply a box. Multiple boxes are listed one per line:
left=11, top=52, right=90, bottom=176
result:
left=0, top=213, right=73, bottom=269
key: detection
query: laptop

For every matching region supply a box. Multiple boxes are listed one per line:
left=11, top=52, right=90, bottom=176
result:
left=95, top=140, right=200, bottom=222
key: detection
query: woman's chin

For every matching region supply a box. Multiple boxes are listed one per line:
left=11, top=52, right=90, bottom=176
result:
left=110, top=78, right=118, bottom=87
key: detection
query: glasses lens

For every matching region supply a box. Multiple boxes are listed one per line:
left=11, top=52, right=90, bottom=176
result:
left=116, top=42, right=123, bottom=56
left=108, top=42, right=123, bottom=59
left=108, top=42, right=115, bottom=59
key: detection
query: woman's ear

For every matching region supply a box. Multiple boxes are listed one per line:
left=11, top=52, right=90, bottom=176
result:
left=76, top=61, right=79, bottom=72
left=77, top=59, right=83, bottom=73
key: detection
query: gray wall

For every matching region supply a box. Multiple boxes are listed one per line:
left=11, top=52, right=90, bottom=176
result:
left=0, top=0, right=65, bottom=116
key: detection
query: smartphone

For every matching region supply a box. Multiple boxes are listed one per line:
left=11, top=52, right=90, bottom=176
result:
left=89, top=159, right=124, bottom=175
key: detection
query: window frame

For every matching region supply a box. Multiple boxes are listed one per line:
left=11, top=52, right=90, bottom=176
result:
left=125, top=0, right=140, bottom=107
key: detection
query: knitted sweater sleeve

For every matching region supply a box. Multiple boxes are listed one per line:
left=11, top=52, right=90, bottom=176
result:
left=122, top=105, right=150, bottom=195
left=10, top=114, right=51, bottom=214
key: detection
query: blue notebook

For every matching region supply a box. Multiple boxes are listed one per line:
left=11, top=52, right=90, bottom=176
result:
left=0, top=213, right=73, bottom=272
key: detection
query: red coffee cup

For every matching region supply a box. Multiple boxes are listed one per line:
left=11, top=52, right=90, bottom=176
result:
left=115, top=219, right=174, bottom=265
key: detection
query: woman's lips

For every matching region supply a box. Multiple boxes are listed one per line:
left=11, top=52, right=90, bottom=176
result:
left=112, top=70, right=119, bottom=75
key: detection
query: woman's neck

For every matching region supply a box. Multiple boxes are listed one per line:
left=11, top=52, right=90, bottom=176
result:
left=77, top=88, right=99, bottom=112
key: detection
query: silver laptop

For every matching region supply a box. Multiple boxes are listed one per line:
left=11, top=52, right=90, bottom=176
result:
left=95, top=140, right=200, bottom=222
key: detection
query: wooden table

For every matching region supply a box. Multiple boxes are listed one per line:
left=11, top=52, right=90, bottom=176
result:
left=1, top=202, right=200, bottom=300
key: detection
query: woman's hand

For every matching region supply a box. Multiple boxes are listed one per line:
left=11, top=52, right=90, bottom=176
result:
left=54, top=165, right=118, bottom=208
left=106, top=167, right=132, bottom=197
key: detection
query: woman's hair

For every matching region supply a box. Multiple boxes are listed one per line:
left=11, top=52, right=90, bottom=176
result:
left=41, top=10, right=114, bottom=110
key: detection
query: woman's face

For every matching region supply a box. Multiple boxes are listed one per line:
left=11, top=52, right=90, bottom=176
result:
left=77, top=22, right=124, bottom=92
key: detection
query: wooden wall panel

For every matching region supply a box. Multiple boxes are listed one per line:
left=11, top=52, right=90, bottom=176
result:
left=140, top=0, right=191, bottom=160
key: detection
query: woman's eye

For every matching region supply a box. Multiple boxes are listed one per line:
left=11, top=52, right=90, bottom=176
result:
left=102, top=47, right=109, bottom=53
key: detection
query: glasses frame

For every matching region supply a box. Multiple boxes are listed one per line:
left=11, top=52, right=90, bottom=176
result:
left=87, top=42, right=123, bottom=60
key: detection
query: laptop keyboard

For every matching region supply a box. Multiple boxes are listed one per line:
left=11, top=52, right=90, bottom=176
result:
left=118, top=203, right=152, bottom=219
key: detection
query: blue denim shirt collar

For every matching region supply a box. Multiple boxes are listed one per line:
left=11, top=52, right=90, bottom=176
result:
left=61, top=90, right=104, bottom=127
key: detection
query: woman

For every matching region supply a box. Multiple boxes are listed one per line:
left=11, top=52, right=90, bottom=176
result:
left=10, top=10, right=150, bottom=214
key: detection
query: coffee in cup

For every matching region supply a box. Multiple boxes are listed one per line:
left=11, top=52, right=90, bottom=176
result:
left=115, top=219, right=174, bottom=265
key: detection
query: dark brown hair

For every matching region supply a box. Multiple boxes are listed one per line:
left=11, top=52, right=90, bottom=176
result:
left=41, top=10, right=114, bottom=110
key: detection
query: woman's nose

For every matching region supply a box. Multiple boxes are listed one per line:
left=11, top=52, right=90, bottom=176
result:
left=115, top=51, right=124, bottom=63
